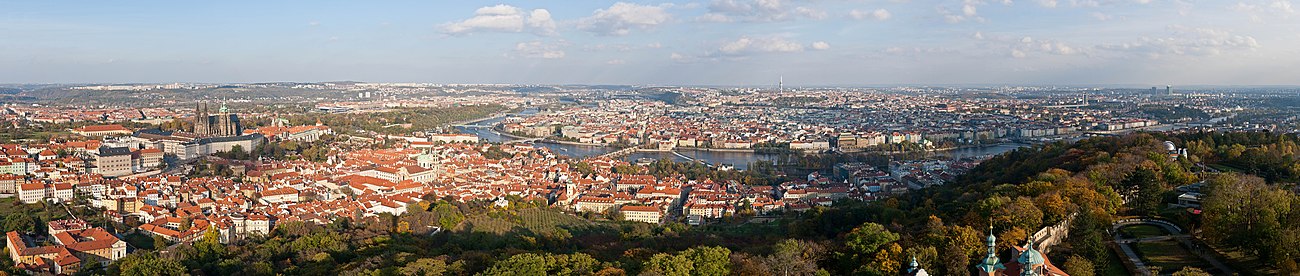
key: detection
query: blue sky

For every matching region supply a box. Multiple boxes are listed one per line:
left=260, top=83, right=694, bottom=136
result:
left=2, top=0, right=1298, bottom=85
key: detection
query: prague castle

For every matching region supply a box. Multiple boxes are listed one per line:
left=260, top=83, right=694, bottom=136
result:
left=194, top=102, right=242, bottom=138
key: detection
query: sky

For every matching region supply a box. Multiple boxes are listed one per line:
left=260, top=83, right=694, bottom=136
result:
left=2, top=0, right=1299, bottom=86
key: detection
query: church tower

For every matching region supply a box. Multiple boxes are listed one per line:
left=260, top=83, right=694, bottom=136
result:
left=975, top=225, right=1005, bottom=275
left=194, top=102, right=210, bottom=137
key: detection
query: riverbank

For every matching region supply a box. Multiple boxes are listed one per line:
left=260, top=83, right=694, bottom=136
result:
left=487, top=124, right=614, bottom=147
left=672, top=146, right=756, bottom=153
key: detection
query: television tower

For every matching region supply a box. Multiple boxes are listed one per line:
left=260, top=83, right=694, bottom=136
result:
left=779, top=76, right=784, bottom=93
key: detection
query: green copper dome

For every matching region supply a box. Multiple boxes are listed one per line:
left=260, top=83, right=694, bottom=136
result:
left=1017, top=242, right=1045, bottom=266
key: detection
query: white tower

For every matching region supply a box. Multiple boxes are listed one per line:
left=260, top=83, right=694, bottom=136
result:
left=779, top=76, right=784, bottom=93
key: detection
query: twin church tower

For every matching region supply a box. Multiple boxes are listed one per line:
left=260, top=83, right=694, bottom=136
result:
left=193, top=102, right=242, bottom=138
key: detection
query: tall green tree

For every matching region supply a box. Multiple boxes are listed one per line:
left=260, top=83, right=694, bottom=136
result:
left=680, top=246, right=731, bottom=276
left=844, top=222, right=899, bottom=259
left=1202, top=174, right=1297, bottom=264
left=1121, top=168, right=1165, bottom=216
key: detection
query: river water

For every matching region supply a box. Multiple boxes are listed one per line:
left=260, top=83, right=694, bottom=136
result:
left=455, top=110, right=1030, bottom=170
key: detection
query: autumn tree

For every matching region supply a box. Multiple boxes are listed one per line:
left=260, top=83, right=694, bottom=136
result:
left=1062, top=255, right=1095, bottom=276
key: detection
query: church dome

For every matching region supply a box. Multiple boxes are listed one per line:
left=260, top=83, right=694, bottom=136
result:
left=1017, top=242, right=1045, bottom=266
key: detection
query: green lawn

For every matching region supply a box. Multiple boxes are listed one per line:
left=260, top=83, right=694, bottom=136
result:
left=122, top=232, right=158, bottom=250
left=1134, top=240, right=1212, bottom=272
left=1119, top=225, right=1168, bottom=239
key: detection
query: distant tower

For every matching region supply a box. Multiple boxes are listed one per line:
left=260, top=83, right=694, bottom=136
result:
left=1166, top=85, right=1173, bottom=95
left=779, top=76, right=784, bottom=93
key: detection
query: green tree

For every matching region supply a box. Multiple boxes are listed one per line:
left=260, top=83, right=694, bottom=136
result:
left=152, top=235, right=168, bottom=250
left=644, top=253, right=693, bottom=276
left=1121, top=168, right=1165, bottom=216
left=110, top=252, right=188, bottom=276
left=844, top=222, right=899, bottom=260
left=1202, top=173, right=1296, bottom=263
left=1062, top=255, right=1095, bottom=276
left=480, top=253, right=600, bottom=276
left=3, top=213, right=37, bottom=233
left=680, top=246, right=731, bottom=276
left=401, top=258, right=448, bottom=276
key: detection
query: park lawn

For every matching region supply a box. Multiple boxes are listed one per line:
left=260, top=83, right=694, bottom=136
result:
left=1120, top=225, right=1168, bottom=239
left=1134, top=240, right=1212, bottom=272
left=122, top=232, right=158, bottom=250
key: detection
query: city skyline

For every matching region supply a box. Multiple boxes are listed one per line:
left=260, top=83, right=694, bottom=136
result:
left=3, top=0, right=1299, bottom=85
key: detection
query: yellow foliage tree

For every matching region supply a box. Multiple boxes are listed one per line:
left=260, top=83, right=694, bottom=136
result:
left=866, top=243, right=903, bottom=275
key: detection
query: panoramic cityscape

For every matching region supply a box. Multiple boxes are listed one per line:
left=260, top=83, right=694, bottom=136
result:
left=4, top=1, right=1300, bottom=276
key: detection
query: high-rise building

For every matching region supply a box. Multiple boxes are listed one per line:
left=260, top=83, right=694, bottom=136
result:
left=193, top=102, right=242, bottom=137
left=1166, top=85, right=1172, bottom=95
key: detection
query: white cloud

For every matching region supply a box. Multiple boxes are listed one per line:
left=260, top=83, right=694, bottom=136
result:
left=941, top=0, right=987, bottom=23
left=717, top=36, right=807, bottom=56
left=849, top=9, right=892, bottom=21
left=1070, top=0, right=1100, bottom=7
left=963, top=4, right=978, bottom=16
left=513, top=41, right=566, bottom=59
left=1096, top=25, right=1260, bottom=58
left=811, top=41, right=831, bottom=50
left=1019, top=39, right=1078, bottom=56
left=606, top=59, right=626, bottom=65
left=1037, top=0, right=1059, bottom=8
left=1091, top=12, right=1113, bottom=21
left=442, top=5, right=556, bottom=36
left=699, top=0, right=827, bottom=22
left=444, top=5, right=524, bottom=34
left=578, top=2, right=672, bottom=36
left=527, top=9, right=557, bottom=36
left=973, top=31, right=985, bottom=40
left=1232, top=0, right=1296, bottom=22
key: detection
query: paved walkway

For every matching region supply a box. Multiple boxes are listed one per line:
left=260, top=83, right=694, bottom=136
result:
left=1112, top=219, right=1236, bottom=275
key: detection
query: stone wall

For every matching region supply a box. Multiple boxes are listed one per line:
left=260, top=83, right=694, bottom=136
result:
left=1031, top=213, right=1076, bottom=254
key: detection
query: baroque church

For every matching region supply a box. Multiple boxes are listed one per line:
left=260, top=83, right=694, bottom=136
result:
left=974, top=226, right=1069, bottom=276
left=903, top=225, right=1069, bottom=276
left=193, top=102, right=242, bottom=137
